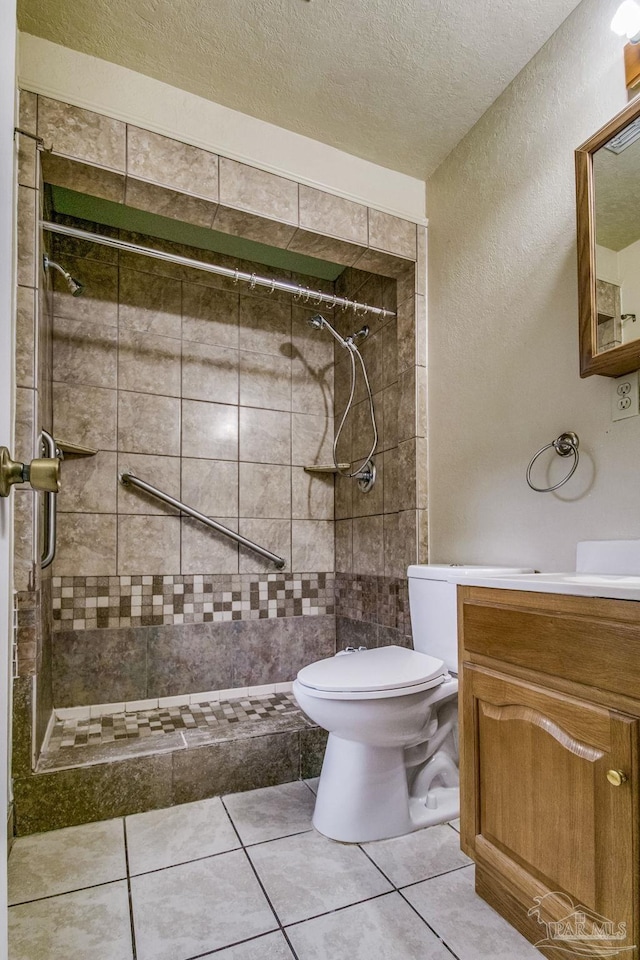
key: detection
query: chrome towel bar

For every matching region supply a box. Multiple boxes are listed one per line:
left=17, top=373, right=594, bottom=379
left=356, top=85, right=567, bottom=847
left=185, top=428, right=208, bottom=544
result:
left=119, top=471, right=286, bottom=570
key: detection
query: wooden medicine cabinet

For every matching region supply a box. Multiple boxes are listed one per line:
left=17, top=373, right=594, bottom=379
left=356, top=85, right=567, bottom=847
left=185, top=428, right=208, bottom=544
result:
left=576, top=95, right=640, bottom=377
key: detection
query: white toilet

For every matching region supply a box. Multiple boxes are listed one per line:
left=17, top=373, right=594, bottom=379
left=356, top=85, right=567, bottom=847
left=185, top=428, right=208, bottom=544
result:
left=293, top=564, right=531, bottom=843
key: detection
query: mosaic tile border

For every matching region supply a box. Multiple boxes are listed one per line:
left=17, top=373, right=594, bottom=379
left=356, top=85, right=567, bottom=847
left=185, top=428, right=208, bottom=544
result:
left=47, top=692, right=304, bottom=752
left=334, top=573, right=411, bottom=636
left=52, top=573, right=335, bottom=631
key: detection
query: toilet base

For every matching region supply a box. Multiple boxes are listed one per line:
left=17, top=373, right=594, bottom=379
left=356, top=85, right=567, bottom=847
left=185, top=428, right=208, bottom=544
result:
left=312, top=734, right=459, bottom=843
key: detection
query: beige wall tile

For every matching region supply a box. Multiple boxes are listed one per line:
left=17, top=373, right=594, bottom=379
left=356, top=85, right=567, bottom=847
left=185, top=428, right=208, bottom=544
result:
left=291, top=413, right=333, bottom=467
left=118, top=392, right=180, bottom=456
left=125, top=177, right=216, bottom=229
left=355, top=249, right=413, bottom=282
left=118, top=329, right=182, bottom=397
left=381, top=317, right=399, bottom=390
left=352, top=515, right=384, bottom=576
left=239, top=296, right=291, bottom=358
left=416, top=366, right=427, bottom=440
left=396, top=439, right=417, bottom=512
left=181, top=517, right=239, bottom=575
left=52, top=258, right=118, bottom=327
left=416, top=226, right=427, bottom=296
left=16, top=286, right=35, bottom=388
left=53, top=383, right=117, bottom=452
left=17, top=186, right=36, bottom=288
left=292, top=353, right=333, bottom=416
left=239, top=351, right=291, bottom=412
left=292, top=468, right=333, bottom=521
left=118, top=268, right=182, bottom=339
left=118, top=454, right=181, bottom=516
left=396, top=264, right=416, bottom=305
left=299, top=187, right=368, bottom=245
left=292, top=306, right=334, bottom=367
left=415, top=295, right=426, bottom=368
left=182, top=399, right=238, bottom=460
left=38, top=97, right=126, bottom=171
left=381, top=383, right=399, bottom=452
left=335, top=519, right=352, bottom=573
left=17, top=132, right=36, bottom=189
left=53, top=513, right=117, bottom=577
left=416, top=437, right=428, bottom=511
left=397, top=367, right=417, bottom=444
left=383, top=512, right=405, bottom=578
left=239, top=463, right=291, bottom=518
left=182, top=283, right=239, bottom=349
left=397, top=298, right=416, bottom=374
left=42, top=154, right=126, bottom=204
left=19, top=90, right=37, bottom=134
left=287, top=229, right=366, bottom=267
left=368, top=210, right=417, bottom=261
left=127, top=127, right=218, bottom=202
left=51, top=220, right=119, bottom=265
left=351, top=400, right=377, bottom=463
left=213, top=206, right=296, bottom=249
left=57, top=451, right=117, bottom=514
left=292, top=520, right=334, bottom=572
left=14, top=491, right=35, bottom=592
left=181, top=340, right=238, bottom=405
left=219, top=158, right=297, bottom=224
left=181, top=458, right=238, bottom=517
left=335, top=474, right=352, bottom=521
left=239, top=408, right=291, bottom=465
left=53, top=317, right=118, bottom=389
left=238, top=519, right=290, bottom=573
left=417, top=507, right=428, bottom=563
left=117, top=516, right=180, bottom=575
left=383, top=449, right=399, bottom=514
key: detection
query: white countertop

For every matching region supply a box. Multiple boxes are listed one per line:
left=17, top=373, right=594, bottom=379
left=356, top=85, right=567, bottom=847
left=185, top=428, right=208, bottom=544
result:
left=453, top=572, right=640, bottom=602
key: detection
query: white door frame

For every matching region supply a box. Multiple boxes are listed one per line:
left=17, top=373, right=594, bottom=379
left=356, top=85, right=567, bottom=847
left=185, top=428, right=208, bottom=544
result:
left=0, top=0, right=18, bottom=953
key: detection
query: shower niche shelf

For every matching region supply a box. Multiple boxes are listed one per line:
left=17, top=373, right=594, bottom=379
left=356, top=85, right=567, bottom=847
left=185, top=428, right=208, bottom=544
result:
left=303, top=463, right=350, bottom=474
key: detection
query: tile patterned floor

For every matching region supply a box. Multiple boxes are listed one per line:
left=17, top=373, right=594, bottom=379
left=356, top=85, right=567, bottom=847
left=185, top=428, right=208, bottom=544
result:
left=8, top=780, right=542, bottom=960
left=47, top=693, right=304, bottom=752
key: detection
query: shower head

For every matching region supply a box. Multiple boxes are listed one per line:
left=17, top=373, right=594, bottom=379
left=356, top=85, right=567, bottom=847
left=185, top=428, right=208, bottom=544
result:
left=307, top=314, right=326, bottom=330
left=43, top=254, right=84, bottom=297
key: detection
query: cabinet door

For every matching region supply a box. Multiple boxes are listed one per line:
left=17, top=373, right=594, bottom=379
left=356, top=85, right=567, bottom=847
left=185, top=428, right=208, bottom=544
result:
left=461, top=665, right=639, bottom=957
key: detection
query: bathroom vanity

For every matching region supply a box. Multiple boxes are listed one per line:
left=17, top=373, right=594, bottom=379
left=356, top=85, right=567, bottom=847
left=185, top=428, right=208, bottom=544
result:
left=458, top=585, right=640, bottom=958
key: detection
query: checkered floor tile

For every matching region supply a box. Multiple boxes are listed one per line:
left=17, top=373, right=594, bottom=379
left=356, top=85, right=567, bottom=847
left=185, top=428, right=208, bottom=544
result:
left=48, top=693, right=303, bottom=752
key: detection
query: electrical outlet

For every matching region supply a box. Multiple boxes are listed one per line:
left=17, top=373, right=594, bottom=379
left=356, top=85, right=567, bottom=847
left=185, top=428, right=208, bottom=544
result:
left=612, top=371, right=640, bottom=421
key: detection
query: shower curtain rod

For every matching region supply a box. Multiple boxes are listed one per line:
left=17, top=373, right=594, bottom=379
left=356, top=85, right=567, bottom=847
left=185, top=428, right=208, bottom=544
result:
left=41, top=221, right=396, bottom=318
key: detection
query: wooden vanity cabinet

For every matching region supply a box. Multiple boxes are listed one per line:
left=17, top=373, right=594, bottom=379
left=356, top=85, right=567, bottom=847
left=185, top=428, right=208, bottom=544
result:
left=458, top=587, right=640, bottom=959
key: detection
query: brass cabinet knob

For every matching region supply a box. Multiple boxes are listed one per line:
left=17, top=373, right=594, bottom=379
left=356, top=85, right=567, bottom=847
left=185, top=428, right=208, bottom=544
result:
left=607, top=769, right=628, bottom=787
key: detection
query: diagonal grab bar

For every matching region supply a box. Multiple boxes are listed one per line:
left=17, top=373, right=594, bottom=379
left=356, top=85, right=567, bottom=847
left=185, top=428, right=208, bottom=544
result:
left=119, top=472, right=286, bottom=570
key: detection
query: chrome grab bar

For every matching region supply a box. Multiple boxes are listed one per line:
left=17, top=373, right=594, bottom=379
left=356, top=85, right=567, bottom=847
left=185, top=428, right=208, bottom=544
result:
left=119, top=471, right=287, bottom=570
left=41, top=429, right=59, bottom=569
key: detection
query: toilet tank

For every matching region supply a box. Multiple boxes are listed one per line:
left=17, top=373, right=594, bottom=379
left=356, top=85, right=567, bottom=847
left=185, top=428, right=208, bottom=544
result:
left=407, top=565, right=533, bottom=673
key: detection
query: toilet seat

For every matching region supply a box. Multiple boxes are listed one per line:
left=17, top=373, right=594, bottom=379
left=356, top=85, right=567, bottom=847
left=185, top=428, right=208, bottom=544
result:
left=295, top=645, right=448, bottom=701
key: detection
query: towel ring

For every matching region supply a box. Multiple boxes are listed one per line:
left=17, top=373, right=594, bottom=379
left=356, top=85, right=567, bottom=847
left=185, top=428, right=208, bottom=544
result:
left=526, top=432, right=580, bottom=493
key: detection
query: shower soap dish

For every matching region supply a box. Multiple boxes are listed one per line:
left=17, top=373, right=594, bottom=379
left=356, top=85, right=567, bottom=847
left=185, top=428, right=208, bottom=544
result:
left=304, top=464, right=351, bottom=474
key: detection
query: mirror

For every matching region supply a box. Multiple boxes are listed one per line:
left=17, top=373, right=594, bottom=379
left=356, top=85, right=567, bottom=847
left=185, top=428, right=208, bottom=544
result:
left=576, top=96, right=640, bottom=377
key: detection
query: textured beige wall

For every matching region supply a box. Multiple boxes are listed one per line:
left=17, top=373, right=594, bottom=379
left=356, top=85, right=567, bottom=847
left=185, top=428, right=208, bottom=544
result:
left=427, top=0, right=637, bottom=571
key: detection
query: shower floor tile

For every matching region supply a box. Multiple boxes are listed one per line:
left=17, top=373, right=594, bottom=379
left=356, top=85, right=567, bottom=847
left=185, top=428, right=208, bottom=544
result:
left=45, top=692, right=308, bottom=754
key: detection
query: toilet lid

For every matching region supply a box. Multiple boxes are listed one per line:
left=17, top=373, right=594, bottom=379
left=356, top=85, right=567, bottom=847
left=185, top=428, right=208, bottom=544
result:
left=296, top=645, right=446, bottom=694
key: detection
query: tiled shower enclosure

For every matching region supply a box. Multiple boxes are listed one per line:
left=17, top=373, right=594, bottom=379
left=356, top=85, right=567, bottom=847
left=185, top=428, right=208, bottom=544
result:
left=12, top=90, right=427, bottom=834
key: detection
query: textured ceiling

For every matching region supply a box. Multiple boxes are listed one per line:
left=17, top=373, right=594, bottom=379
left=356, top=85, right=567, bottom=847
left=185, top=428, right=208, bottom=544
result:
left=18, top=0, right=583, bottom=179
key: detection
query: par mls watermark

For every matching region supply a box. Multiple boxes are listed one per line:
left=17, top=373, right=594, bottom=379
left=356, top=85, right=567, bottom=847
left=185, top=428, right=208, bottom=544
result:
left=528, top=893, right=635, bottom=958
